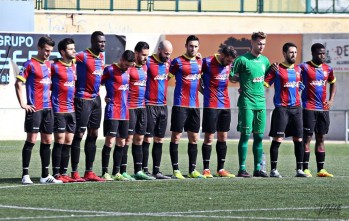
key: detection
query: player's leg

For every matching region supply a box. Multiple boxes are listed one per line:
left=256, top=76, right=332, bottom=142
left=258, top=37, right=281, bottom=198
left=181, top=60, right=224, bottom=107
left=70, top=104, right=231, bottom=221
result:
left=122, top=109, right=136, bottom=177
left=142, top=106, right=154, bottom=174
left=186, top=108, right=204, bottom=178
left=112, top=120, right=133, bottom=181
left=83, top=96, right=102, bottom=181
left=268, top=107, right=287, bottom=177
left=215, top=109, right=233, bottom=177
left=59, top=113, right=77, bottom=182
left=39, top=109, right=62, bottom=183
left=286, top=107, right=307, bottom=177
left=169, top=106, right=186, bottom=179
left=302, top=109, right=316, bottom=177
left=101, top=120, right=116, bottom=180
left=236, top=108, right=253, bottom=177
left=201, top=108, right=216, bottom=177
left=22, top=110, right=40, bottom=184
left=71, top=98, right=90, bottom=179
left=252, top=109, right=267, bottom=177
left=52, top=113, right=65, bottom=181
left=315, top=111, right=332, bottom=177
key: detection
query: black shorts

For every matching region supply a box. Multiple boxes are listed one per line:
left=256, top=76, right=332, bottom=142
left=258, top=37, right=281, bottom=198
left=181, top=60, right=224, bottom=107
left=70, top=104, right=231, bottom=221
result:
left=54, top=112, right=76, bottom=133
left=269, top=107, right=303, bottom=138
left=74, top=96, right=102, bottom=133
left=303, top=109, right=330, bottom=135
left=170, top=106, right=200, bottom=133
left=103, top=120, right=129, bottom=138
left=145, top=105, right=168, bottom=138
left=128, top=108, right=147, bottom=135
left=202, top=108, right=231, bottom=133
left=24, top=108, right=53, bottom=134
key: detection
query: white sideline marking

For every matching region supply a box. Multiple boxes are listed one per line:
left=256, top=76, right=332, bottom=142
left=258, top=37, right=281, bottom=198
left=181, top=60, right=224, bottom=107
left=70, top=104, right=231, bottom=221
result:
left=0, top=204, right=348, bottom=220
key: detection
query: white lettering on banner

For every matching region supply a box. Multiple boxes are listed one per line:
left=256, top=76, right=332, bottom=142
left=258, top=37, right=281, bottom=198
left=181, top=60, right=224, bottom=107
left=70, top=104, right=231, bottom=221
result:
left=313, top=39, right=349, bottom=72
left=0, top=35, right=34, bottom=47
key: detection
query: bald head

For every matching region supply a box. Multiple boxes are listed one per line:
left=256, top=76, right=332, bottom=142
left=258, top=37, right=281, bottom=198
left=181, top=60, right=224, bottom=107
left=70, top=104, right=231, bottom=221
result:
left=157, top=40, right=173, bottom=62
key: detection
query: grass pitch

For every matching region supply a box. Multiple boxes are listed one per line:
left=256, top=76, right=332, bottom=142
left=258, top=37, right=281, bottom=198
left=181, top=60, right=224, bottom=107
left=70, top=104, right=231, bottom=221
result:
left=0, top=140, right=348, bottom=220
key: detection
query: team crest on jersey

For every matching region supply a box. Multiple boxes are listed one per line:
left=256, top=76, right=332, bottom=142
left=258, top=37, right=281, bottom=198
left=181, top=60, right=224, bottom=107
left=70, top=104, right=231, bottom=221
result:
left=154, top=74, right=168, bottom=81
left=284, top=81, right=298, bottom=88
left=252, top=76, right=264, bottom=83
left=214, top=74, right=229, bottom=80
left=134, top=80, right=147, bottom=87
left=310, top=80, right=326, bottom=86
left=64, top=81, right=75, bottom=87
left=118, top=84, right=129, bottom=91
left=185, top=74, right=200, bottom=81
left=39, top=78, right=52, bottom=85
left=92, top=70, right=103, bottom=76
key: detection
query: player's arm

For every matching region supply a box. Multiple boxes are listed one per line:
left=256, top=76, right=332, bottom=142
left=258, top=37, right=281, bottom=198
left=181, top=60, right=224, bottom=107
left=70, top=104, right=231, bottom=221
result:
left=168, top=59, right=178, bottom=80
left=324, top=79, right=337, bottom=110
left=14, top=78, right=36, bottom=113
left=229, top=59, right=240, bottom=83
left=264, top=69, right=275, bottom=88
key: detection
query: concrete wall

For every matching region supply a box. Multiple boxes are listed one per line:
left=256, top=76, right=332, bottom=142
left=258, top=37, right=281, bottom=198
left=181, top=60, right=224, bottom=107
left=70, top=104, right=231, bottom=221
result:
left=34, top=11, right=349, bottom=35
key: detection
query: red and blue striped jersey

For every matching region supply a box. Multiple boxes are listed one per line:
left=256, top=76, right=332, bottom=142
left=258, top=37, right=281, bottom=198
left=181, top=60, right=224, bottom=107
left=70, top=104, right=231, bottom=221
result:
left=102, top=63, right=130, bottom=120
left=51, top=60, right=76, bottom=113
left=169, top=54, right=202, bottom=108
left=202, top=54, right=231, bottom=109
left=75, top=49, right=104, bottom=99
left=17, top=57, right=52, bottom=110
left=128, top=64, right=147, bottom=109
left=264, top=63, right=302, bottom=107
left=145, top=54, right=170, bottom=106
left=300, top=61, right=336, bottom=110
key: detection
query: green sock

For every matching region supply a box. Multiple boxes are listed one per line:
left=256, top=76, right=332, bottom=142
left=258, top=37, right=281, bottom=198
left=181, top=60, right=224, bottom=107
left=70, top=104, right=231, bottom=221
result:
left=253, top=133, right=264, bottom=171
left=238, top=133, right=250, bottom=171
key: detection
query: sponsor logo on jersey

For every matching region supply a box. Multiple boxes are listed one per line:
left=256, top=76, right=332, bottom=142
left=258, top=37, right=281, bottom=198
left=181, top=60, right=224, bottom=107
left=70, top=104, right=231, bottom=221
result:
left=134, top=80, right=147, bottom=87
left=214, top=74, right=229, bottom=80
left=118, top=84, right=129, bottom=91
left=92, top=70, right=103, bottom=76
left=154, top=74, right=168, bottom=81
left=64, top=81, right=75, bottom=87
left=310, top=80, right=327, bottom=86
left=39, top=78, right=52, bottom=85
left=184, top=74, right=200, bottom=81
left=252, top=76, right=264, bottom=83
left=284, top=81, right=299, bottom=88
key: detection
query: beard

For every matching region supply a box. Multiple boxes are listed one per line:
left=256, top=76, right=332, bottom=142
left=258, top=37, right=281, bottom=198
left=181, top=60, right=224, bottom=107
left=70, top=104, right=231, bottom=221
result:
left=159, top=53, right=167, bottom=62
left=286, top=57, right=296, bottom=64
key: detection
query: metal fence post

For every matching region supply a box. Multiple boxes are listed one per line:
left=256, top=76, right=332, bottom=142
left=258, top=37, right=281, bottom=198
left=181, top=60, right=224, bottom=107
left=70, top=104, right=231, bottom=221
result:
left=258, top=0, right=264, bottom=13
left=305, top=0, right=311, bottom=13
left=240, top=0, right=244, bottom=13
left=137, top=0, right=141, bottom=12
left=198, top=0, right=202, bottom=12
left=77, top=0, right=80, bottom=11
left=110, top=0, right=114, bottom=11
left=175, top=0, right=179, bottom=12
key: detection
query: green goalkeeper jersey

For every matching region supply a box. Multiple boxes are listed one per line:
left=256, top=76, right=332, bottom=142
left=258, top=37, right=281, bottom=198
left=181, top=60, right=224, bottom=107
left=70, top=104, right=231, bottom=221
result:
left=231, top=52, right=270, bottom=110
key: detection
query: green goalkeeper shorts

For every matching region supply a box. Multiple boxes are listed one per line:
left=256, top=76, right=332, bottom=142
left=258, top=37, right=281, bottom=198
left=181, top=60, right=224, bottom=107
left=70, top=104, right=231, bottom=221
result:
left=237, top=108, right=266, bottom=134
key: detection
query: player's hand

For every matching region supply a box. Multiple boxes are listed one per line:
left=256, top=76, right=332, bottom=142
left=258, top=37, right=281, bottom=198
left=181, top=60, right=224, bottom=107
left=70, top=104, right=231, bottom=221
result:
left=271, top=62, right=279, bottom=72
left=105, top=97, right=111, bottom=103
left=22, top=104, right=36, bottom=113
left=298, top=81, right=305, bottom=91
left=324, top=100, right=334, bottom=110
